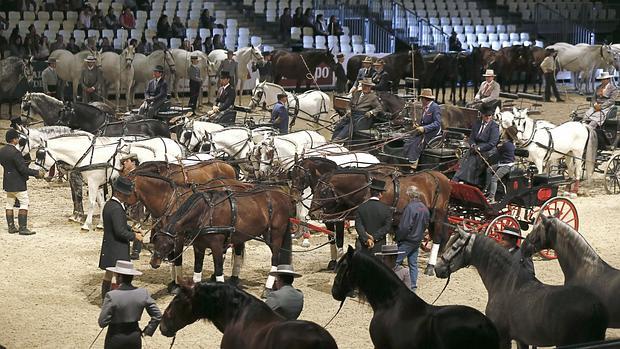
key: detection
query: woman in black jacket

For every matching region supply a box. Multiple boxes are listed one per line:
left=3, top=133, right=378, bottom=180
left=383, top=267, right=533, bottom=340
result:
left=156, top=14, right=171, bottom=38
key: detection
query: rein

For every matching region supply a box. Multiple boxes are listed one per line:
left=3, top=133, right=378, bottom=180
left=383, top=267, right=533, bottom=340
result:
left=323, top=299, right=345, bottom=328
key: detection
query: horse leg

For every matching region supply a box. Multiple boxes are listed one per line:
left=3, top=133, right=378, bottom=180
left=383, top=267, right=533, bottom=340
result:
left=96, top=188, right=105, bottom=229
left=73, top=78, right=80, bottom=102
left=115, top=81, right=120, bottom=112
left=210, top=239, right=225, bottom=283
left=192, top=245, right=205, bottom=283
left=81, top=179, right=98, bottom=231
left=69, top=171, right=84, bottom=222
left=229, top=244, right=245, bottom=286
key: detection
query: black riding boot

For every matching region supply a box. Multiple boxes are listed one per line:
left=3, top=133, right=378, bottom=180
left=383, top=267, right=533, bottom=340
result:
left=18, top=210, right=35, bottom=235
left=101, top=280, right=112, bottom=304
left=6, top=209, right=17, bottom=234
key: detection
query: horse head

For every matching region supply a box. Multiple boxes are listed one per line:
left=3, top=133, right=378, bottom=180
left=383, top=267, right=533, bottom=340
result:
left=434, top=227, right=474, bottom=278
left=521, top=215, right=555, bottom=258
left=248, top=81, right=266, bottom=110
left=13, top=125, right=31, bottom=156
left=248, top=44, right=264, bottom=63
left=123, top=45, right=136, bottom=68
left=33, top=145, right=54, bottom=172
left=331, top=246, right=356, bottom=301
left=308, top=173, right=340, bottom=220
left=601, top=44, right=615, bottom=66
left=159, top=283, right=199, bottom=337
left=289, top=159, right=312, bottom=197
left=22, top=58, right=34, bottom=83
left=21, top=92, right=32, bottom=117
left=254, top=138, right=276, bottom=179
left=149, top=225, right=176, bottom=269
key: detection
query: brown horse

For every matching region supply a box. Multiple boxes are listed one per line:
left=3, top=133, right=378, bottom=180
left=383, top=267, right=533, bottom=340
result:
left=160, top=282, right=338, bottom=349
left=419, top=53, right=458, bottom=104
left=136, top=160, right=237, bottom=185
left=156, top=187, right=295, bottom=289
left=309, top=168, right=451, bottom=275
left=271, top=49, right=336, bottom=90
left=457, top=47, right=484, bottom=102
left=529, top=46, right=546, bottom=94
left=408, top=101, right=479, bottom=130
left=495, top=45, right=535, bottom=93
left=346, top=50, right=425, bottom=92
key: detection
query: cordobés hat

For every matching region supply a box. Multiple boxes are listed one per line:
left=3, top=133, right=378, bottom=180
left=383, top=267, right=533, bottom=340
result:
left=480, top=104, right=495, bottom=116
left=120, top=153, right=139, bottom=162
left=372, top=59, right=385, bottom=66
left=419, top=88, right=435, bottom=100
left=360, top=78, right=375, bottom=86
left=190, top=54, right=198, bottom=59
left=597, top=71, right=613, bottom=80
left=269, top=264, right=302, bottom=278
left=336, top=53, right=344, bottom=58
left=220, top=71, right=231, bottom=79
left=375, top=244, right=405, bottom=256
left=85, top=55, right=96, bottom=62
left=153, top=65, right=165, bottom=72
left=482, top=69, right=496, bottom=77
left=362, top=56, right=373, bottom=64
left=5, top=128, right=19, bottom=142
left=499, top=226, right=523, bottom=239
left=504, top=125, right=518, bottom=141
left=112, top=176, right=134, bottom=195
left=369, top=178, right=386, bottom=191
left=106, top=260, right=143, bottom=276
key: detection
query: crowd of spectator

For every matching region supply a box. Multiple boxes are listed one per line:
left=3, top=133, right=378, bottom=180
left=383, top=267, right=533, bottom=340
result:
left=279, top=7, right=343, bottom=43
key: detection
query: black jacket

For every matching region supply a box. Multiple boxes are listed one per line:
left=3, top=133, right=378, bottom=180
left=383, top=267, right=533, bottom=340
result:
left=99, top=198, right=136, bottom=269
left=355, top=198, right=392, bottom=242
left=144, top=77, right=168, bottom=104
left=372, top=70, right=392, bottom=92
left=215, top=84, right=236, bottom=111
left=0, top=144, right=39, bottom=192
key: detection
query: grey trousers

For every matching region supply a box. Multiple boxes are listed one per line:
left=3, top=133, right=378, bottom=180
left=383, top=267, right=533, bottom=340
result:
left=485, top=164, right=513, bottom=200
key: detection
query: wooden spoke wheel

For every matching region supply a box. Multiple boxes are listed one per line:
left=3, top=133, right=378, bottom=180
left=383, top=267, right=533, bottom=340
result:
left=535, top=197, right=579, bottom=260
left=485, top=215, right=520, bottom=244
left=604, top=154, right=620, bottom=194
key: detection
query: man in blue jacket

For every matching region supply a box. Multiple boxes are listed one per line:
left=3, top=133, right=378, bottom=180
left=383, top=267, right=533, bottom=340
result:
left=403, top=88, right=442, bottom=170
left=270, top=93, right=289, bottom=134
left=395, top=186, right=429, bottom=291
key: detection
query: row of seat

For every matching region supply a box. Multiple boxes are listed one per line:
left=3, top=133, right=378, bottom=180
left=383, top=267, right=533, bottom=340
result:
left=462, top=40, right=543, bottom=51
left=300, top=35, right=376, bottom=54
left=515, top=7, right=616, bottom=21
left=441, top=24, right=518, bottom=35
left=455, top=32, right=532, bottom=45
left=402, top=0, right=480, bottom=11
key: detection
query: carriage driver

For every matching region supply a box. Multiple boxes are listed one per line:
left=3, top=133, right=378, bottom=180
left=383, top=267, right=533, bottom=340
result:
left=140, top=65, right=169, bottom=119
left=498, top=226, right=535, bottom=276
left=265, top=264, right=304, bottom=320
left=484, top=126, right=518, bottom=203
left=81, top=55, right=103, bottom=103
left=468, top=69, right=500, bottom=110
left=402, top=88, right=442, bottom=170
left=203, top=71, right=236, bottom=125
left=332, top=78, right=383, bottom=142
left=41, top=57, right=58, bottom=97
left=0, top=129, right=45, bottom=235
left=271, top=93, right=290, bottom=134
left=584, top=71, right=619, bottom=128
left=354, top=178, right=393, bottom=254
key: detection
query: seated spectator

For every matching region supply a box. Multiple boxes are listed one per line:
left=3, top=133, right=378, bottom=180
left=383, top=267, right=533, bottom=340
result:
left=136, top=36, right=150, bottom=54
left=448, top=31, right=462, bottom=52
left=78, top=6, right=93, bottom=29
left=292, top=7, right=303, bottom=27
left=50, top=33, right=65, bottom=52
left=327, top=15, right=343, bottom=36
left=136, top=0, right=150, bottom=11
left=171, top=15, right=185, bottom=38
left=302, top=8, right=313, bottom=28
left=180, top=39, right=192, bottom=51
left=202, top=36, right=213, bottom=54
left=66, top=36, right=80, bottom=53
left=0, top=14, right=8, bottom=31
left=35, top=36, right=50, bottom=60
left=23, top=36, right=34, bottom=58
left=9, top=35, right=25, bottom=58
left=82, top=36, right=97, bottom=52
left=199, top=9, right=215, bottom=29
left=24, top=25, right=40, bottom=50
left=192, top=34, right=202, bottom=51
left=105, top=8, right=120, bottom=30
left=157, top=14, right=171, bottom=39
left=120, top=8, right=136, bottom=29
left=212, top=34, right=225, bottom=50
left=279, top=7, right=292, bottom=43
left=99, top=37, right=114, bottom=52
left=313, top=14, right=328, bottom=36
left=91, top=9, right=105, bottom=30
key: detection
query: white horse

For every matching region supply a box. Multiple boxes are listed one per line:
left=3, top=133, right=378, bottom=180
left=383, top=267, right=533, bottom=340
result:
left=48, top=49, right=103, bottom=102
left=548, top=43, right=616, bottom=94
left=207, top=46, right=264, bottom=102
left=31, top=134, right=185, bottom=230
left=132, top=50, right=176, bottom=100
left=169, top=49, right=210, bottom=105
left=100, top=45, right=136, bottom=110
left=248, top=81, right=331, bottom=124
left=178, top=119, right=225, bottom=151
left=14, top=124, right=92, bottom=156
left=495, top=108, right=597, bottom=182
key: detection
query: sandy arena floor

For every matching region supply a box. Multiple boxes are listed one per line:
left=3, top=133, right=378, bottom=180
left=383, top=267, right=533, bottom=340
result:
left=0, top=89, right=619, bottom=349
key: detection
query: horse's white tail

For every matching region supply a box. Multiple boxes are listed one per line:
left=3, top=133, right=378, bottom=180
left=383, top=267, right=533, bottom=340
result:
left=584, top=126, right=598, bottom=180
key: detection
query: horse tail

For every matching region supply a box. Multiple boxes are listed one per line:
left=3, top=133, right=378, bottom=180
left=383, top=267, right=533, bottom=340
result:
left=584, top=125, right=598, bottom=180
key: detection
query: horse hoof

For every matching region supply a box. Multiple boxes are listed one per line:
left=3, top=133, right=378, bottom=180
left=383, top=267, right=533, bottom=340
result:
left=424, top=265, right=435, bottom=276
left=96, top=223, right=103, bottom=230
left=327, top=260, right=337, bottom=271
left=80, top=225, right=91, bottom=232
left=68, top=216, right=81, bottom=223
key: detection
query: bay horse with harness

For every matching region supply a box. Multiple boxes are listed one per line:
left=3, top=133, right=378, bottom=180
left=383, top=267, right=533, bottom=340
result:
left=271, top=49, right=336, bottom=90
left=160, top=282, right=338, bottom=349
left=309, top=168, right=451, bottom=275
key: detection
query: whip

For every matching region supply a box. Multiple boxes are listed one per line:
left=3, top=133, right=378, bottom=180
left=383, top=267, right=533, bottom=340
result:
left=87, top=327, right=105, bottom=349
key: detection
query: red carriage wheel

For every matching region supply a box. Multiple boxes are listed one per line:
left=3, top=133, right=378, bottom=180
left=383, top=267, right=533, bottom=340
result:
left=484, top=215, right=520, bottom=244
left=534, top=197, right=579, bottom=260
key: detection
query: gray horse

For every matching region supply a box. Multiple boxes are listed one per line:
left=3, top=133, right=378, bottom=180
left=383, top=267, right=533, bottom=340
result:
left=132, top=49, right=176, bottom=102
left=21, top=92, right=114, bottom=125
left=101, top=45, right=136, bottom=111
left=0, top=56, right=34, bottom=117
left=49, top=49, right=103, bottom=102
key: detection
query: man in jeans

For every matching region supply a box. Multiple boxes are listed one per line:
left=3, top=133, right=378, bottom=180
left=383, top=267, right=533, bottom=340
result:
left=395, top=186, right=429, bottom=291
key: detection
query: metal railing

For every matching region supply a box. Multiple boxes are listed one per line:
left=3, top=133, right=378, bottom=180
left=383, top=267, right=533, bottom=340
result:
left=532, top=3, right=595, bottom=44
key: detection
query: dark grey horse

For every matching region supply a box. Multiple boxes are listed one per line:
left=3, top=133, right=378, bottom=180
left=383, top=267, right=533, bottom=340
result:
left=0, top=57, right=33, bottom=117
left=522, top=216, right=620, bottom=328
left=435, top=229, right=608, bottom=349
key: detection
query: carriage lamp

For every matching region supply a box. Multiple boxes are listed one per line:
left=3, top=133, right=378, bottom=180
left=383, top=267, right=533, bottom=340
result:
left=537, top=188, right=553, bottom=202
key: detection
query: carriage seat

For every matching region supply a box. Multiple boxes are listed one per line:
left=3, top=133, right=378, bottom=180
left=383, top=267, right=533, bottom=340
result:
left=532, top=173, right=564, bottom=186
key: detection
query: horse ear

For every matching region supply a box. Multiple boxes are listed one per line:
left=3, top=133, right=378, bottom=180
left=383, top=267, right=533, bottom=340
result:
left=346, top=245, right=355, bottom=256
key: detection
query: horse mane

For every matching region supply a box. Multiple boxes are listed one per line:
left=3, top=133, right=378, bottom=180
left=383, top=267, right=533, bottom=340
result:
left=47, top=133, right=94, bottom=141
left=35, top=126, right=92, bottom=138
left=548, top=218, right=604, bottom=266
left=471, top=235, right=534, bottom=283
left=192, top=282, right=273, bottom=323
left=169, top=191, right=209, bottom=227
left=332, top=167, right=370, bottom=176
left=303, top=156, right=338, bottom=168
left=31, top=92, right=64, bottom=107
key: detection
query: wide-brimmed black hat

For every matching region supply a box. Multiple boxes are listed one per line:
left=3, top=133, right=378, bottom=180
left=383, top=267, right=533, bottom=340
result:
left=370, top=178, right=386, bottom=191
left=480, top=104, right=494, bottom=116
left=277, top=93, right=287, bottom=99
left=112, top=176, right=134, bottom=195
left=220, top=71, right=231, bottom=79
left=499, top=226, right=523, bottom=239
left=375, top=244, right=405, bottom=256
left=268, top=264, right=302, bottom=278
left=5, top=128, right=19, bottom=142
left=153, top=65, right=164, bottom=72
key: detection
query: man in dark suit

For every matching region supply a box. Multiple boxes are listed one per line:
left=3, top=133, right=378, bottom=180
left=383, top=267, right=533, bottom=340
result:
left=139, top=65, right=168, bottom=119
left=265, top=264, right=304, bottom=320
left=332, top=78, right=383, bottom=141
left=355, top=179, right=393, bottom=254
left=403, top=88, right=442, bottom=169
left=204, top=71, right=236, bottom=125
left=371, top=59, right=391, bottom=92
left=0, top=129, right=44, bottom=235
left=453, top=104, right=500, bottom=186
left=334, top=53, right=347, bottom=94
left=99, top=176, right=144, bottom=302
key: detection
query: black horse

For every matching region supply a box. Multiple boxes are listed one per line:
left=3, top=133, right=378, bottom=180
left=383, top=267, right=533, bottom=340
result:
left=160, top=282, right=338, bottom=349
left=435, top=229, right=609, bottom=349
left=332, top=246, right=500, bottom=349
left=419, top=53, right=458, bottom=104
left=457, top=47, right=484, bottom=103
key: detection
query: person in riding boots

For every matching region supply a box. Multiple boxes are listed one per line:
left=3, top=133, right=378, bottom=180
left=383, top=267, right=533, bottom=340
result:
left=203, top=71, right=237, bottom=125
left=140, top=65, right=168, bottom=119
left=452, top=104, right=500, bottom=186
left=264, top=264, right=304, bottom=320
left=394, top=186, right=429, bottom=291
left=468, top=69, right=500, bottom=109
left=354, top=178, right=392, bottom=254
left=252, top=51, right=273, bottom=83
left=485, top=125, right=518, bottom=203
left=402, top=88, right=442, bottom=170
left=271, top=93, right=289, bottom=134
left=349, top=56, right=375, bottom=94
left=376, top=244, right=412, bottom=290
left=0, top=129, right=44, bottom=235
left=334, top=53, right=347, bottom=94
left=99, top=260, right=162, bottom=349
left=81, top=55, right=102, bottom=103
left=497, top=226, right=535, bottom=276
left=371, top=59, right=391, bottom=92
left=99, top=176, right=144, bottom=303
left=584, top=71, right=618, bottom=128
left=540, top=48, right=564, bottom=103
left=326, top=220, right=345, bottom=271
left=187, top=54, right=202, bottom=114
left=41, top=57, right=58, bottom=98
left=332, top=78, right=383, bottom=142
left=218, top=50, right=238, bottom=92
left=119, top=153, right=143, bottom=260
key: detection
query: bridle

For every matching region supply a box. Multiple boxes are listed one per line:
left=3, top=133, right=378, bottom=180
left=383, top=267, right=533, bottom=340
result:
left=438, top=233, right=474, bottom=272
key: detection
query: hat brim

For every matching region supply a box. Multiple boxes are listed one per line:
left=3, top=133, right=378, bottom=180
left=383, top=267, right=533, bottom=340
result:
left=482, top=74, right=496, bottom=77
left=112, top=184, right=133, bottom=195
left=106, top=266, right=143, bottom=275
left=369, top=185, right=386, bottom=191
left=375, top=251, right=406, bottom=256
left=420, top=94, right=435, bottom=99
left=269, top=270, right=302, bottom=278
left=498, top=230, right=524, bottom=239
left=361, top=82, right=375, bottom=87
left=597, top=75, right=612, bottom=80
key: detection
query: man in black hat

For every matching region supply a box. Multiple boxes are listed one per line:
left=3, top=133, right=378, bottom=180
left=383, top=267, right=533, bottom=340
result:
left=334, top=53, right=347, bottom=94
left=498, top=226, right=535, bottom=276
left=540, top=48, right=564, bottom=103
left=99, top=176, right=144, bottom=302
left=354, top=178, right=392, bottom=254
left=0, top=129, right=44, bottom=235
left=41, top=58, right=58, bottom=97
left=251, top=51, right=273, bottom=83
left=140, top=65, right=168, bottom=118
left=204, top=71, right=236, bottom=125
left=376, top=244, right=411, bottom=290
left=271, top=93, right=289, bottom=134
left=265, top=264, right=304, bottom=320
left=187, top=54, right=202, bottom=114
